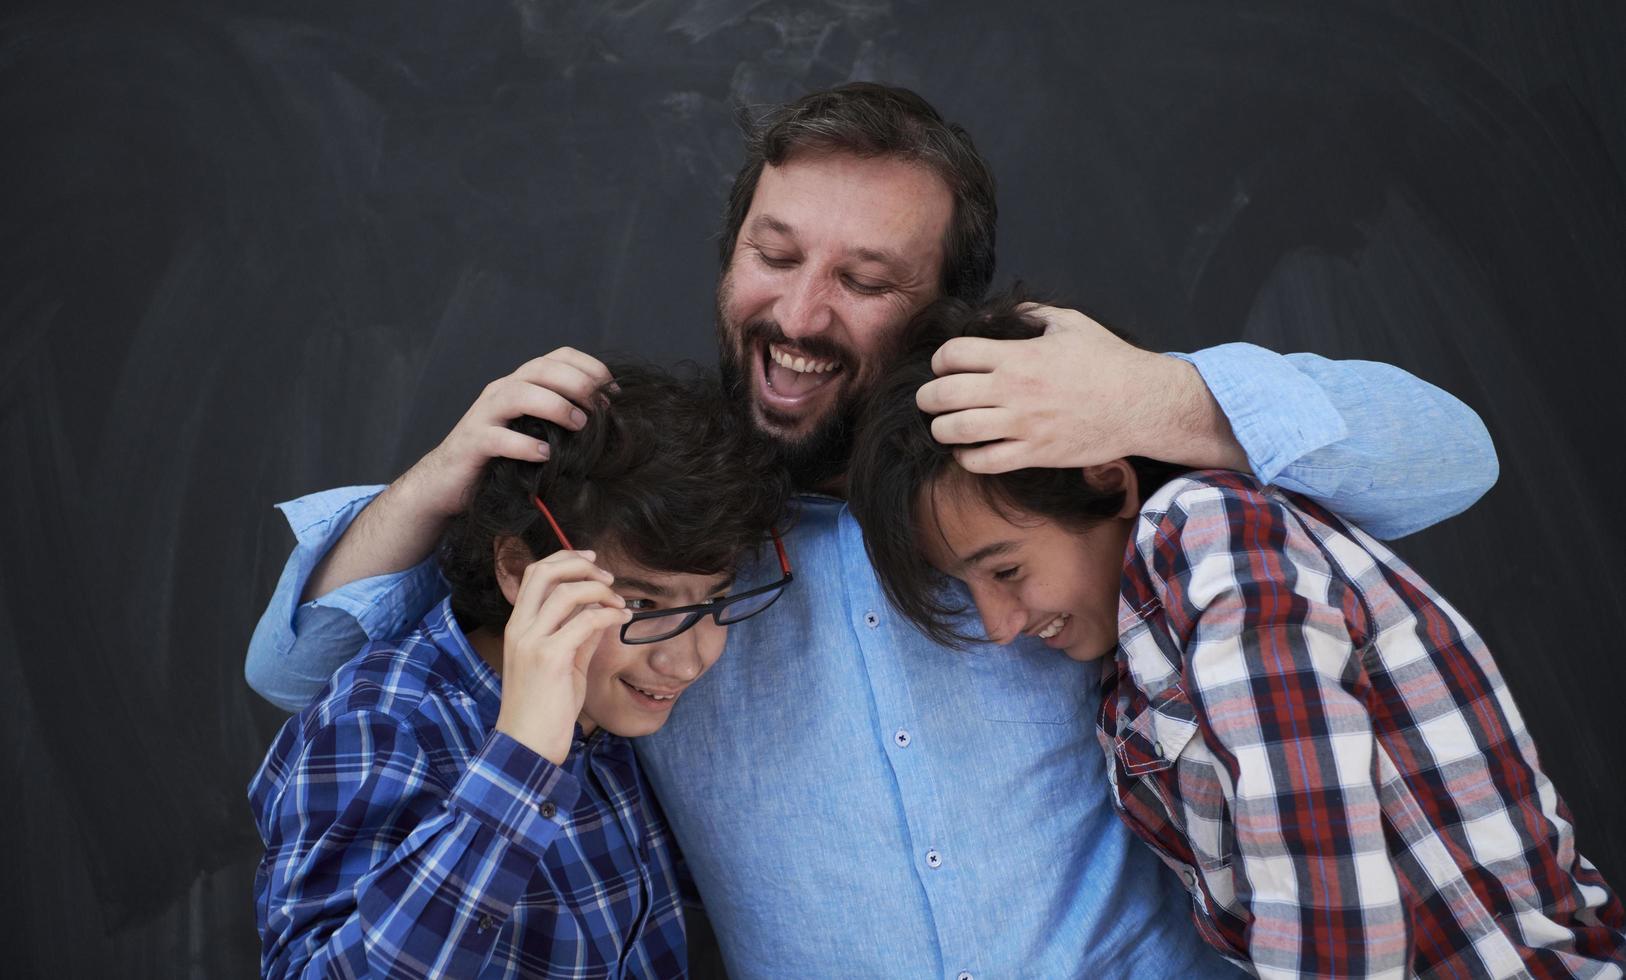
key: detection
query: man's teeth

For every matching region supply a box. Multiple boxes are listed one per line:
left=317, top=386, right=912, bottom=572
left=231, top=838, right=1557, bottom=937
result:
left=770, top=345, right=837, bottom=374
left=1036, top=614, right=1070, bottom=640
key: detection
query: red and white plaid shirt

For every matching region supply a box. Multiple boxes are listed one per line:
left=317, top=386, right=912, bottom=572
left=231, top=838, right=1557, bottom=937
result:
left=1100, top=471, right=1624, bottom=978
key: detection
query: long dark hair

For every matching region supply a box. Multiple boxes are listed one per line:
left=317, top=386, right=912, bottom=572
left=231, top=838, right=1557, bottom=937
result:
left=847, top=292, right=1187, bottom=646
left=439, top=362, right=792, bottom=632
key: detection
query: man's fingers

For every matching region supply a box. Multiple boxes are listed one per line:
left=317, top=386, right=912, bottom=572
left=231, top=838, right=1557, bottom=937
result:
left=535, top=347, right=614, bottom=390
left=505, top=357, right=605, bottom=414
left=486, top=377, right=593, bottom=431
left=915, top=373, right=998, bottom=415
left=480, top=427, right=553, bottom=463
left=951, top=440, right=1035, bottom=476
left=929, top=336, right=1021, bottom=377
left=929, top=408, right=1016, bottom=447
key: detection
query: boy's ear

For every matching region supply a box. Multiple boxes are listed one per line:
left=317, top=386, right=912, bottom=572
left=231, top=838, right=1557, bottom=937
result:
left=1081, top=460, right=1140, bottom=519
left=492, top=536, right=535, bottom=605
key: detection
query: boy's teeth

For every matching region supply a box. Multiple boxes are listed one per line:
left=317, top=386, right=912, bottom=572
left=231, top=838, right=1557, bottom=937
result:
left=1037, top=614, right=1070, bottom=639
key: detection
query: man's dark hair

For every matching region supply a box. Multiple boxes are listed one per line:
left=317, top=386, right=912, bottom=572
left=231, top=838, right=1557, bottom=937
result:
left=440, top=363, right=792, bottom=632
left=847, top=292, right=1187, bottom=646
left=719, top=82, right=998, bottom=303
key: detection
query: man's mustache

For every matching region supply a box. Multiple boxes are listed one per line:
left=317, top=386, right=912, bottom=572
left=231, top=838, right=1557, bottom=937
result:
left=740, top=320, right=858, bottom=375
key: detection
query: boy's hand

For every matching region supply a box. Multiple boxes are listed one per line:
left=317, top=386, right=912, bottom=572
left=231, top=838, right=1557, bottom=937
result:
left=493, top=550, right=631, bottom=765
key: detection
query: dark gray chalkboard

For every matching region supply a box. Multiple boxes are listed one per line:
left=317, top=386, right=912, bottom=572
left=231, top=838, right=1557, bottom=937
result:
left=2, top=1, right=1622, bottom=975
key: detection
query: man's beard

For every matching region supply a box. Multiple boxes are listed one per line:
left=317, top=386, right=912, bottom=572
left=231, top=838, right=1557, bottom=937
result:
left=716, top=304, right=863, bottom=493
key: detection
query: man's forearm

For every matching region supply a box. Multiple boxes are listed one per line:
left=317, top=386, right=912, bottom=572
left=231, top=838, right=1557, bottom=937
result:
left=1139, top=355, right=1251, bottom=473
left=300, top=466, right=453, bottom=603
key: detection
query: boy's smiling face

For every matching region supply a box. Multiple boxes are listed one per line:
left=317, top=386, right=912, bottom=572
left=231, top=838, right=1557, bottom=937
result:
left=919, top=464, right=1139, bottom=663
left=577, top=553, right=736, bottom=738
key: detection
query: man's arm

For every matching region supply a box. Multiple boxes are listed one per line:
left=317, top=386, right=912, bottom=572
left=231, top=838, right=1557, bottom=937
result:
left=302, top=349, right=612, bottom=602
left=244, top=349, right=613, bottom=711
left=916, top=306, right=1497, bottom=539
left=252, top=714, right=582, bottom=979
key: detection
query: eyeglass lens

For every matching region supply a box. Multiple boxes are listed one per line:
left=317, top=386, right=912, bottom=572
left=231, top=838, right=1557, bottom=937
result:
left=621, top=586, right=788, bottom=642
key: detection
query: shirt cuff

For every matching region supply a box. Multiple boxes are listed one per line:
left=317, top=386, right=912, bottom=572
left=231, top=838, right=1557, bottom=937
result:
left=273, top=486, right=447, bottom=641
left=450, top=731, right=583, bottom=861
left=1174, top=344, right=1349, bottom=485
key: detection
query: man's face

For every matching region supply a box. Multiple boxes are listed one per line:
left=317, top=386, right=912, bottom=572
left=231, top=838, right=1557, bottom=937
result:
left=717, top=150, right=955, bottom=486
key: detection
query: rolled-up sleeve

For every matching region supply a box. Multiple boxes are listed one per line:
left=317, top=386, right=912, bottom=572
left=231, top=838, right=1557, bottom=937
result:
left=245, top=486, right=449, bottom=711
left=1179, top=344, right=1498, bottom=539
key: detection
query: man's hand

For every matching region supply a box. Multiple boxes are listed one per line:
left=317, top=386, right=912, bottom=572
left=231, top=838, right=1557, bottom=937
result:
left=493, top=551, right=632, bottom=766
left=299, top=348, right=612, bottom=603
left=407, top=348, right=615, bottom=519
left=914, top=304, right=1248, bottom=474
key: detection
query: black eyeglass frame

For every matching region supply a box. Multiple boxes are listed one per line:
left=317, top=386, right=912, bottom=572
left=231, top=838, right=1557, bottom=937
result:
left=532, top=494, right=794, bottom=645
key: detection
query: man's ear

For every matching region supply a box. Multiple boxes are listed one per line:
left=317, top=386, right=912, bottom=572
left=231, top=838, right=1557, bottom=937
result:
left=1081, top=460, right=1140, bottom=519
left=492, top=536, right=535, bottom=605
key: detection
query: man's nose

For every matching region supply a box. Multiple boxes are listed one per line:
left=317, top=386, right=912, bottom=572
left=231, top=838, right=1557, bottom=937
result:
left=647, top=627, right=705, bottom=684
left=774, top=268, right=835, bottom=339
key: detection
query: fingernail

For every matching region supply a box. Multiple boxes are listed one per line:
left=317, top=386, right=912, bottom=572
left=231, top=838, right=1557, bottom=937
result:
left=581, top=549, right=595, bottom=560
left=537, top=442, right=551, bottom=459
left=606, top=380, right=622, bottom=395
left=570, top=408, right=587, bottom=428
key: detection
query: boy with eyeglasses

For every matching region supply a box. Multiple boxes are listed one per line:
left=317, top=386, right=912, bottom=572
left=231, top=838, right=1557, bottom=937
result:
left=248, top=365, right=792, bottom=979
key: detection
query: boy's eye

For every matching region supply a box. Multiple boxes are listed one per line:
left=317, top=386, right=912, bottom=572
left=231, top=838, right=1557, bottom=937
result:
left=992, top=566, right=1021, bottom=582
left=624, top=597, right=657, bottom=612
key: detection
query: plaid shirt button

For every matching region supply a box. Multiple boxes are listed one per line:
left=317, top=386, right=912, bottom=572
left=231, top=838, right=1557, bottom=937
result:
left=539, top=800, right=557, bottom=819
left=478, top=913, right=495, bottom=932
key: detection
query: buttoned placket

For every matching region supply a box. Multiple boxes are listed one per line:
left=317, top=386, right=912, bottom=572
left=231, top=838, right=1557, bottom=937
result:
left=837, top=507, right=981, bottom=978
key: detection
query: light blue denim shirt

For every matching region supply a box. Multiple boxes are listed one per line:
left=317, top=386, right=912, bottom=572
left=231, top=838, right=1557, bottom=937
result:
left=245, top=344, right=1497, bottom=977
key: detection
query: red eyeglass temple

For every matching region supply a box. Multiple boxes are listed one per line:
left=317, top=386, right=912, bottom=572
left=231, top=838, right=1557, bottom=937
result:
left=532, top=495, right=574, bottom=551
left=533, top=494, right=791, bottom=573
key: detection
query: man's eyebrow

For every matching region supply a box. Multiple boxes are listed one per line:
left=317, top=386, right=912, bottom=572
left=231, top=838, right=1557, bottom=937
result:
left=748, top=214, right=795, bottom=238
left=958, top=540, right=1019, bottom=569
left=846, top=245, right=910, bottom=274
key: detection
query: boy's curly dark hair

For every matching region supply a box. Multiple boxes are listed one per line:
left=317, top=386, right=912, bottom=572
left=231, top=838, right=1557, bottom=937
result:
left=439, top=362, right=791, bottom=632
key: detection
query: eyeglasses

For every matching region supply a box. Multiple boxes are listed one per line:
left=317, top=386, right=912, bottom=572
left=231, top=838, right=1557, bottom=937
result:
left=532, top=495, right=793, bottom=644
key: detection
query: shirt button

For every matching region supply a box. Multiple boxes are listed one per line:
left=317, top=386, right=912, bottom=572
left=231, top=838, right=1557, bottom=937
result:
left=925, top=848, right=942, bottom=869
left=1153, top=740, right=1165, bottom=758
left=893, top=728, right=911, bottom=748
left=863, top=611, right=880, bottom=629
left=538, top=800, right=557, bottom=819
left=1181, top=868, right=1197, bottom=890
left=478, top=913, right=495, bottom=932
left=957, top=973, right=974, bottom=980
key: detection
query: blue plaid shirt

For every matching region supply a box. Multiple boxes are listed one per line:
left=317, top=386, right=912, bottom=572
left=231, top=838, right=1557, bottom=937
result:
left=249, top=598, right=688, bottom=978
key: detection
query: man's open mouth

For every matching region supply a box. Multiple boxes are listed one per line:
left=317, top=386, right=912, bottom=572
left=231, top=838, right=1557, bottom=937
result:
left=757, top=341, right=844, bottom=411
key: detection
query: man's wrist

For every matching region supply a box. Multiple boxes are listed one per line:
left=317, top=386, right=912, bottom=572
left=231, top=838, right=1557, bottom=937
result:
left=1144, top=355, right=1249, bottom=472
left=391, top=448, right=467, bottom=521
